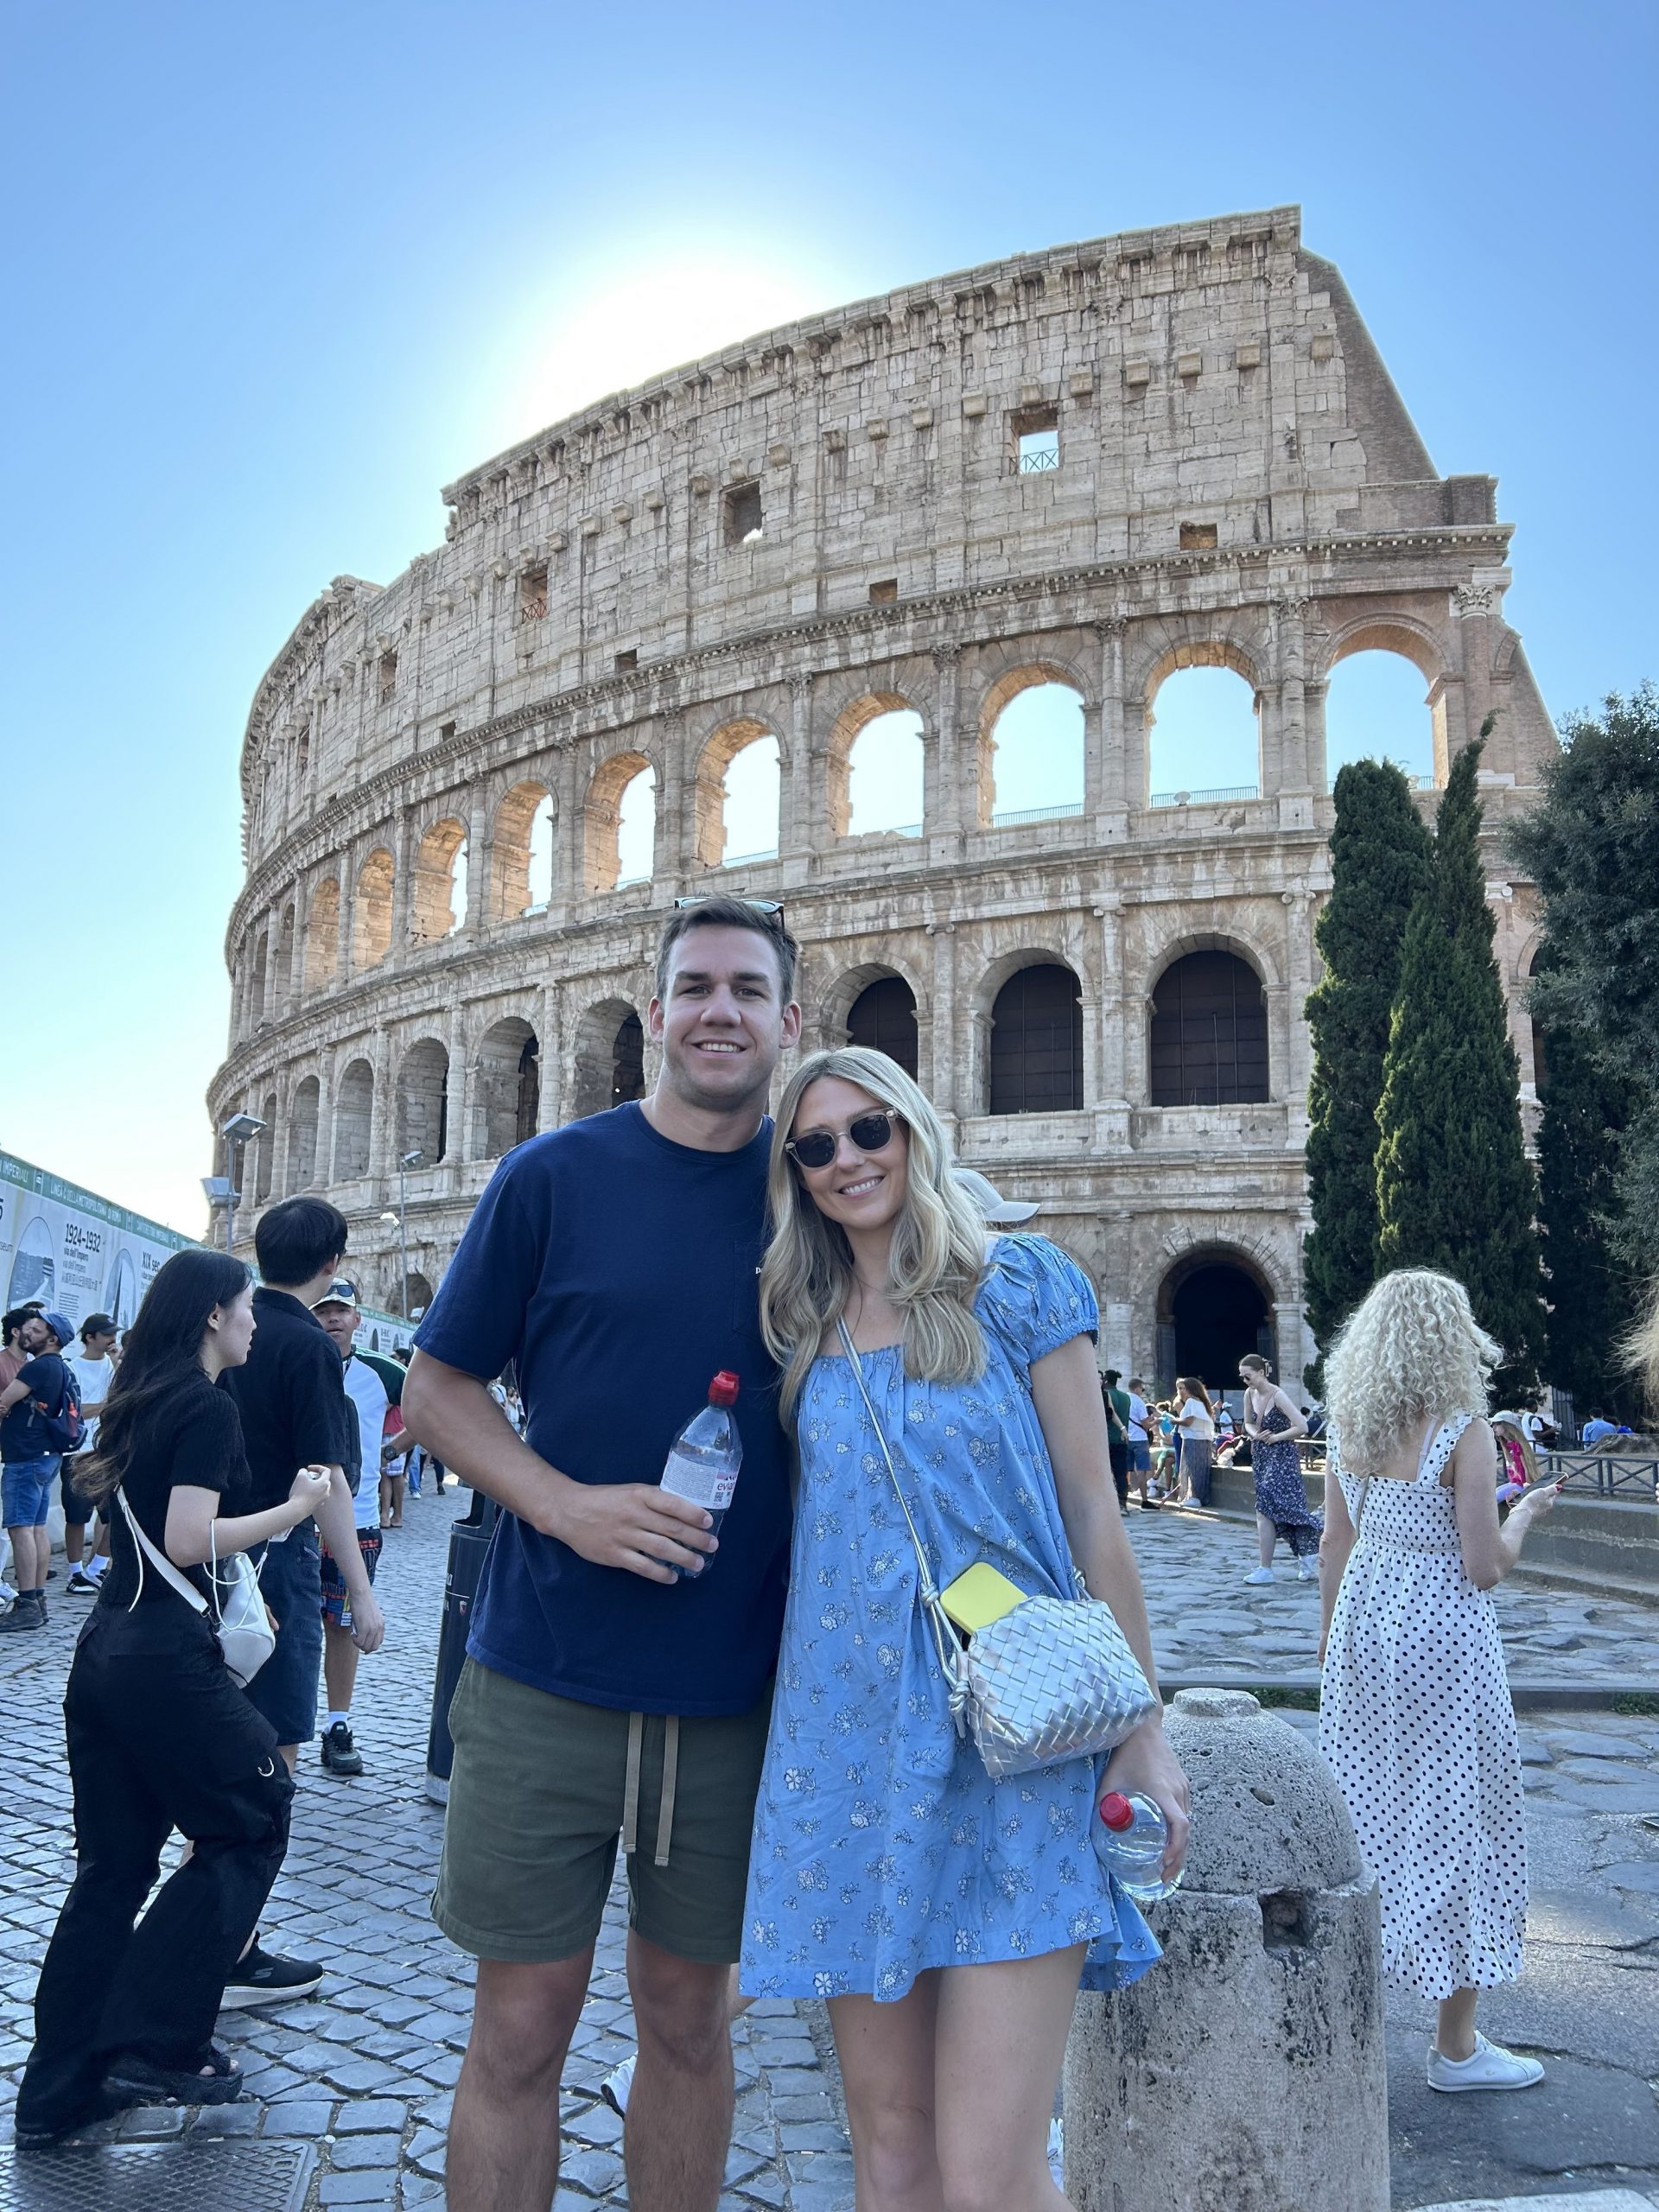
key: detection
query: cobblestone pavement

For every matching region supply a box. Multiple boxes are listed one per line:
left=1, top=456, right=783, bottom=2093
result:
left=2, top=1496, right=1656, bottom=2209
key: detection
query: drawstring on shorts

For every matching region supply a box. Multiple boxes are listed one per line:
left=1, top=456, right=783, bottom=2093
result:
left=621, top=1712, right=682, bottom=1869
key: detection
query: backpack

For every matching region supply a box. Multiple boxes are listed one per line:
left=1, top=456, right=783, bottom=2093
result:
left=36, top=1364, right=84, bottom=1456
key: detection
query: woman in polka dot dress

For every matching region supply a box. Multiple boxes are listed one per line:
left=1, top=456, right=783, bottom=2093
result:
left=1317, top=1269, right=1560, bottom=2092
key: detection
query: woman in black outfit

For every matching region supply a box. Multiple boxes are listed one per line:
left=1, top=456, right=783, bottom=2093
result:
left=16, top=1249, right=331, bottom=2143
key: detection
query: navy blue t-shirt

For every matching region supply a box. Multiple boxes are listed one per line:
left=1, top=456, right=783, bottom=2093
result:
left=415, top=1103, right=791, bottom=1716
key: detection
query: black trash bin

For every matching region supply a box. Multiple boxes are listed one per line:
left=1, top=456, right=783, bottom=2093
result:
left=425, top=1491, right=500, bottom=1803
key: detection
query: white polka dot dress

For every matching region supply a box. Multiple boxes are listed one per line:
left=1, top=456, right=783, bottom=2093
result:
left=1319, top=1415, right=1527, bottom=2001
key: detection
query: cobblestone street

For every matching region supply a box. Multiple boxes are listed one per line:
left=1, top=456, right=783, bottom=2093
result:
left=2, top=1494, right=1656, bottom=2209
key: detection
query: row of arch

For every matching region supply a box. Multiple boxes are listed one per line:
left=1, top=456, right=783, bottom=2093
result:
left=236, top=645, right=1440, bottom=1030
left=245, top=949, right=1272, bottom=1204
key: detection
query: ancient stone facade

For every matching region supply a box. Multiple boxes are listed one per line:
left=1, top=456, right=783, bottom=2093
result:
left=207, top=206, right=1555, bottom=1389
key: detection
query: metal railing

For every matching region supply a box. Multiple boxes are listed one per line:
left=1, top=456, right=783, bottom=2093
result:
left=1017, top=446, right=1060, bottom=474
left=1147, top=784, right=1261, bottom=808
left=1323, top=771, right=1437, bottom=792
left=721, top=848, right=780, bottom=870
left=990, top=801, right=1084, bottom=827
left=1539, top=1452, right=1658, bottom=1497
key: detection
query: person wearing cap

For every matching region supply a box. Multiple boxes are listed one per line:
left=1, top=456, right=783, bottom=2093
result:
left=63, top=1314, right=120, bottom=1594
left=953, top=1166, right=1042, bottom=1230
left=310, top=1280, right=391, bottom=1777
left=0, top=1309, right=78, bottom=1632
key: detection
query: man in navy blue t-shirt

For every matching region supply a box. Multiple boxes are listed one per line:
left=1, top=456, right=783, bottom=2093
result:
left=405, top=894, right=801, bottom=2212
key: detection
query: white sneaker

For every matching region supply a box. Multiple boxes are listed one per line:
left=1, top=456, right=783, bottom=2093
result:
left=1427, top=2032, right=1544, bottom=2092
left=1296, top=1558, right=1317, bottom=1580
left=600, top=2050, right=636, bottom=2116
left=1243, top=1567, right=1275, bottom=1586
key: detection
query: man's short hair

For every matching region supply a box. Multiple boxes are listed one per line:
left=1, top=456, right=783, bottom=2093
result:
left=653, top=895, right=798, bottom=1006
left=1103, top=1369, right=1122, bottom=1387
left=255, top=1196, right=349, bottom=1286
left=3, top=1304, right=43, bottom=1344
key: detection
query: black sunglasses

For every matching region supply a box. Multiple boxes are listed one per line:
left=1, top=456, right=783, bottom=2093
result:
left=671, top=895, right=785, bottom=923
left=785, top=1110, right=903, bottom=1173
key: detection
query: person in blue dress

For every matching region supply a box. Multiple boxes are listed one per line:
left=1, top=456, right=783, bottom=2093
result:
left=746, top=1046, right=1189, bottom=2211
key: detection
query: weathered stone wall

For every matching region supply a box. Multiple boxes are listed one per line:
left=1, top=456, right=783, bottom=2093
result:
left=207, top=205, right=1556, bottom=1377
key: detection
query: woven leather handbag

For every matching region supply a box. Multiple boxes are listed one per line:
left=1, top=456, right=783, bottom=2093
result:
left=837, top=1320, right=1158, bottom=1779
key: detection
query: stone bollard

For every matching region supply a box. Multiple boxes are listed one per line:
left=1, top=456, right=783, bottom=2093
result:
left=1064, top=1688, right=1389, bottom=2212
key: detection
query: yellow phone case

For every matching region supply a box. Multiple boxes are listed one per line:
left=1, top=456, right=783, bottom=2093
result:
left=939, top=1561, right=1027, bottom=1636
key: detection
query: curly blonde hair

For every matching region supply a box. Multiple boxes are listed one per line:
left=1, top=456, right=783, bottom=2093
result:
left=760, top=1046, right=988, bottom=1421
left=1324, top=1268, right=1497, bottom=1471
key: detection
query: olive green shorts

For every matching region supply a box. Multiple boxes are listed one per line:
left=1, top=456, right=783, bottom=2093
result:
left=432, top=1657, right=772, bottom=1966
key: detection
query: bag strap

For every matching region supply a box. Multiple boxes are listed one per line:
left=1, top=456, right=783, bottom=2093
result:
left=835, top=1319, right=969, bottom=1733
left=116, top=1487, right=208, bottom=1618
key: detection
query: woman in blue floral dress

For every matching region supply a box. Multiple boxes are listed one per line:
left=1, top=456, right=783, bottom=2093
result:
left=746, top=1046, right=1188, bottom=2211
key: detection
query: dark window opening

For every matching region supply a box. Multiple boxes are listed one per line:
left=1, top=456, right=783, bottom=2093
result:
left=612, top=1013, right=645, bottom=1105
left=1179, top=521, right=1218, bottom=550
left=614, top=649, right=638, bottom=672
left=724, top=482, right=763, bottom=545
left=848, top=976, right=918, bottom=1079
left=519, top=564, right=549, bottom=620
left=989, top=963, right=1083, bottom=1114
left=378, top=651, right=398, bottom=704
left=869, top=579, right=899, bottom=605
left=515, top=1036, right=541, bottom=1146
left=439, top=721, right=456, bottom=744
left=1149, top=951, right=1268, bottom=1106
left=1012, top=406, right=1060, bottom=475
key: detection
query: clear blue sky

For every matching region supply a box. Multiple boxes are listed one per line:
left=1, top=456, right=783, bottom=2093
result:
left=3, top=0, right=1654, bottom=1233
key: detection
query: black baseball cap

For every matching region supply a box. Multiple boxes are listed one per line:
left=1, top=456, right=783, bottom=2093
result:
left=81, top=1313, right=118, bottom=1338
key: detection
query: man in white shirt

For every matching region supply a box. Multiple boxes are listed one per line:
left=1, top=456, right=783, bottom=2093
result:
left=63, top=1314, right=118, bottom=1594
left=1125, top=1377, right=1156, bottom=1508
left=313, top=1281, right=391, bottom=1778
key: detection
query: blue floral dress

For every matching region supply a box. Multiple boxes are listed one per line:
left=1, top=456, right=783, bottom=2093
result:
left=741, top=1235, right=1160, bottom=2004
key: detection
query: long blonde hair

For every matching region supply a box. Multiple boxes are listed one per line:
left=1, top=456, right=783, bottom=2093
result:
left=1324, top=1268, right=1497, bottom=1471
left=760, top=1046, right=988, bottom=1421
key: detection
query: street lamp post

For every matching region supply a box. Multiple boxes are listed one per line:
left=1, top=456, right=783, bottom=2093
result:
left=213, top=1112, right=266, bottom=1254
left=383, top=1148, right=425, bottom=1319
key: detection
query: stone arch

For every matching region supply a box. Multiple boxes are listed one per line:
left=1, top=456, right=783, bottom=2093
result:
left=1153, top=1240, right=1281, bottom=1395
left=490, top=779, right=554, bottom=920
left=974, top=664, right=1087, bottom=829
left=403, top=1270, right=435, bottom=1320
left=570, top=996, right=645, bottom=1118
left=1322, top=614, right=1445, bottom=689
left=692, top=717, right=782, bottom=869
left=274, top=906, right=296, bottom=1020
left=1144, top=641, right=1263, bottom=804
left=302, top=878, right=340, bottom=995
left=252, top=1089, right=278, bottom=1205
left=334, top=1057, right=374, bottom=1179
left=1323, top=624, right=1443, bottom=790
left=976, top=951, right=1085, bottom=1115
left=843, top=972, right=920, bottom=1078
left=825, top=692, right=927, bottom=839
left=474, top=1015, right=541, bottom=1160
left=1147, top=944, right=1271, bottom=1106
left=817, top=954, right=931, bottom=1043
left=353, top=847, right=394, bottom=970
left=396, top=1036, right=450, bottom=1162
left=586, top=751, right=656, bottom=893
left=286, top=1074, right=321, bottom=1192
left=1146, top=925, right=1283, bottom=998
left=412, top=817, right=468, bottom=943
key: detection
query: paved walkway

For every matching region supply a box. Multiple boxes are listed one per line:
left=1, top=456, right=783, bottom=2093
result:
left=0, top=1493, right=1655, bottom=2208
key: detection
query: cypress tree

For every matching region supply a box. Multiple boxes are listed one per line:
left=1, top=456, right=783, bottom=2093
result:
left=1303, top=761, right=1433, bottom=1358
left=1374, top=739, right=1548, bottom=1399
left=1534, top=1007, right=1641, bottom=1417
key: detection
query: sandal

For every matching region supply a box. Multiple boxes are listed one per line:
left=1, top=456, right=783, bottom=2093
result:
left=103, top=2044, right=244, bottom=2108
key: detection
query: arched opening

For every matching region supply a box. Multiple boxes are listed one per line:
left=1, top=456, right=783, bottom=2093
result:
left=274, top=906, right=296, bottom=1020
left=491, top=781, right=554, bottom=919
left=413, top=817, right=468, bottom=942
left=829, top=696, right=926, bottom=839
left=250, top=931, right=270, bottom=1025
left=1526, top=943, right=1548, bottom=1094
left=1147, top=659, right=1260, bottom=805
left=286, top=1076, right=320, bottom=1192
left=694, top=721, right=780, bottom=870
left=982, top=675, right=1084, bottom=827
left=403, top=1270, right=435, bottom=1322
left=353, top=848, right=394, bottom=970
left=252, top=1090, right=278, bottom=1205
left=989, top=962, right=1084, bottom=1115
left=397, top=1037, right=450, bottom=1163
left=334, top=1058, right=373, bottom=1179
left=1149, top=950, right=1269, bottom=1105
left=474, top=1018, right=541, bottom=1160
left=1156, top=1252, right=1274, bottom=1396
left=1325, top=646, right=1437, bottom=789
left=302, top=879, right=340, bottom=996
left=587, top=753, right=655, bottom=893
left=847, top=975, right=919, bottom=1078
left=571, top=999, right=645, bottom=1118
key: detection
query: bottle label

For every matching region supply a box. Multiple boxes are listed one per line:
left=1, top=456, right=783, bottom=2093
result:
left=661, top=1452, right=738, bottom=1512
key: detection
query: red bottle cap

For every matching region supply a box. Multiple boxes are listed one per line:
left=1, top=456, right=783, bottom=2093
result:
left=709, top=1371, right=740, bottom=1408
left=1098, top=1790, right=1135, bottom=1833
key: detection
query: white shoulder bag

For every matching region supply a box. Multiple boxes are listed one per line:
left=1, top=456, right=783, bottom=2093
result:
left=115, top=1489, right=276, bottom=1688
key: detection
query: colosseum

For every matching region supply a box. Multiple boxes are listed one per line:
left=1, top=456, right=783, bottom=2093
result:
left=207, top=204, right=1556, bottom=1391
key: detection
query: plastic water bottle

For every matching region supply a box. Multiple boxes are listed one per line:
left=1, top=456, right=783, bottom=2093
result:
left=1093, top=1789, right=1184, bottom=1902
left=659, top=1372, right=742, bottom=1576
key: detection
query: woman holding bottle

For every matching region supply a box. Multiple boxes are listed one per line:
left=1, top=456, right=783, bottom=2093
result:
left=16, top=1249, right=330, bottom=2143
left=744, top=1046, right=1188, bottom=2212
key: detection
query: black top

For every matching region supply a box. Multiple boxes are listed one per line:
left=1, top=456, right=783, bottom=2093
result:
left=1, top=1351, right=68, bottom=1462
left=101, top=1371, right=251, bottom=1610
left=218, top=1287, right=353, bottom=1513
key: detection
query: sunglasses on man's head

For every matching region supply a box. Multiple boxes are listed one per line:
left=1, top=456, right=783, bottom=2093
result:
left=785, top=1111, right=902, bottom=1173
